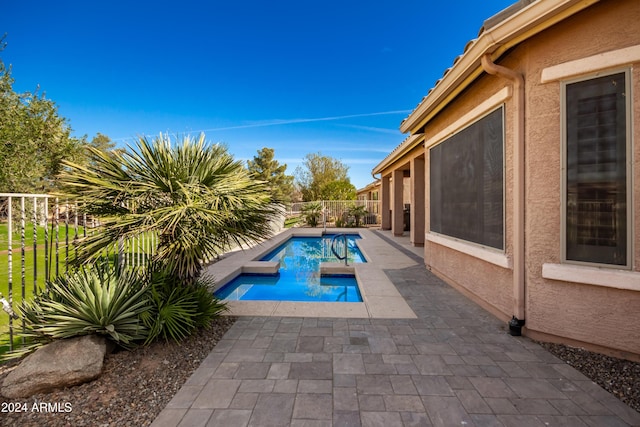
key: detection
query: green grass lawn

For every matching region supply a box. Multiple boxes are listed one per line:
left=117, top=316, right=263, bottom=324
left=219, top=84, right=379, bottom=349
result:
left=0, top=223, right=155, bottom=356
left=0, top=222, right=86, bottom=314
left=284, top=215, right=303, bottom=228
left=0, top=223, right=86, bottom=250
left=0, top=224, right=77, bottom=356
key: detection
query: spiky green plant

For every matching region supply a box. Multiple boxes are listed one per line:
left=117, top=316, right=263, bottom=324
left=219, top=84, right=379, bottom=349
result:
left=190, top=275, right=228, bottom=328
left=3, top=263, right=150, bottom=360
left=348, top=205, right=368, bottom=227
left=302, top=202, right=323, bottom=227
left=57, top=133, right=281, bottom=285
left=140, top=270, right=227, bottom=343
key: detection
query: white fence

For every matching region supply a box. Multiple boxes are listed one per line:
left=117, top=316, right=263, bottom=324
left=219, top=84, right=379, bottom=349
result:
left=1, top=194, right=381, bottom=351
left=0, top=193, right=156, bottom=351
left=288, top=200, right=381, bottom=227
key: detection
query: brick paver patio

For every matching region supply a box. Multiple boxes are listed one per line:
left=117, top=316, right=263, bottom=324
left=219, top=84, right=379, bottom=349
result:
left=152, top=231, right=640, bottom=426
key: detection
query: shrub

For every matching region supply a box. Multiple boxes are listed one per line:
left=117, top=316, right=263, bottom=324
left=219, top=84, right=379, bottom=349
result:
left=4, top=263, right=150, bottom=360
left=191, top=276, right=228, bottom=328
left=302, top=202, right=323, bottom=227
left=348, top=205, right=368, bottom=227
left=141, top=271, right=227, bottom=343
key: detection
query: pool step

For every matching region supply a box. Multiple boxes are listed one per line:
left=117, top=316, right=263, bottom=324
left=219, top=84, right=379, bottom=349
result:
left=320, top=262, right=355, bottom=276
left=242, top=261, right=280, bottom=275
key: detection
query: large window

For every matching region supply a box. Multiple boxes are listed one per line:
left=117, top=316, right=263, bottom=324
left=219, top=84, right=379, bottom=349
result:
left=564, top=71, right=630, bottom=267
left=430, top=107, right=504, bottom=250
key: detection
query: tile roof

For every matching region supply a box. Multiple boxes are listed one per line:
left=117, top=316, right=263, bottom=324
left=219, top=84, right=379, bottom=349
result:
left=375, top=0, right=542, bottom=175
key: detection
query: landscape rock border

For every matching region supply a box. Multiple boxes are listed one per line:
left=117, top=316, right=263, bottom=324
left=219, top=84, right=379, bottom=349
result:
left=2, top=335, right=107, bottom=398
left=0, top=316, right=236, bottom=427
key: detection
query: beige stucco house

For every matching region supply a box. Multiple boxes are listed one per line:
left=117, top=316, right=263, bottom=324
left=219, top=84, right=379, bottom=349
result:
left=373, top=0, right=640, bottom=359
left=356, top=180, right=381, bottom=202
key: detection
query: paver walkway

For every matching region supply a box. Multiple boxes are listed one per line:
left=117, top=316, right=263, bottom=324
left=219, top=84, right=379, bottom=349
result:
left=152, top=231, right=640, bottom=426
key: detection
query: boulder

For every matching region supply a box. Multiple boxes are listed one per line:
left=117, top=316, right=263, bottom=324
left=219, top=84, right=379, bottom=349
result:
left=1, top=334, right=108, bottom=398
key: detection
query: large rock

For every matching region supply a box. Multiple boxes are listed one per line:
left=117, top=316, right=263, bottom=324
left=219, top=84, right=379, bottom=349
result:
left=1, top=334, right=107, bottom=398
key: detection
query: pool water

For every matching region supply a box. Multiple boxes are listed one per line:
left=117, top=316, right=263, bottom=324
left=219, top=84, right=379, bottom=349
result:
left=215, top=235, right=365, bottom=302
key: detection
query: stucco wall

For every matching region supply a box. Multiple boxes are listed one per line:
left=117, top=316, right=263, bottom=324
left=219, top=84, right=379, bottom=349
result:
left=521, top=0, right=640, bottom=356
left=422, top=73, right=515, bottom=321
left=421, top=0, right=640, bottom=357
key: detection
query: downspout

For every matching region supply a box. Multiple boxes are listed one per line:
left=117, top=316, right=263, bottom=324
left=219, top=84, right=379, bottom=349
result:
left=481, top=54, right=526, bottom=336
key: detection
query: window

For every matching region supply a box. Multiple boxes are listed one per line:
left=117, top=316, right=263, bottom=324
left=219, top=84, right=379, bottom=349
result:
left=430, top=107, right=504, bottom=250
left=564, top=71, right=630, bottom=267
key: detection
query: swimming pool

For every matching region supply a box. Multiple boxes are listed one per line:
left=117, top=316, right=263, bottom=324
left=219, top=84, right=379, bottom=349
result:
left=215, top=234, right=365, bottom=302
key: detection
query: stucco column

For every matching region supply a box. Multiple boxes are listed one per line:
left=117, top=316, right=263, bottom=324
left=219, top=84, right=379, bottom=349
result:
left=410, top=156, right=425, bottom=246
left=392, top=169, right=404, bottom=236
left=381, top=175, right=391, bottom=230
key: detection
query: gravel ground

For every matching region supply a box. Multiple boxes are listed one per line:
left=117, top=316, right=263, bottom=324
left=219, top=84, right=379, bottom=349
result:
left=0, top=316, right=236, bottom=427
left=539, top=341, right=640, bottom=413
left=1, top=321, right=638, bottom=426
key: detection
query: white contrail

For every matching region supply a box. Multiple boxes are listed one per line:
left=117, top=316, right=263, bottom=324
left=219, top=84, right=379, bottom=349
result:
left=196, top=110, right=412, bottom=132
left=113, top=110, right=411, bottom=141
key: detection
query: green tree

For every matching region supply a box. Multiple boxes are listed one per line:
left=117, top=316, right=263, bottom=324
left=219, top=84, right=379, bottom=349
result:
left=57, top=133, right=280, bottom=285
left=247, top=147, right=294, bottom=206
left=89, top=132, right=116, bottom=152
left=320, top=179, right=356, bottom=200
left=72, top=133, right=118, bottom=169
left=295, top=152, right=353, bottom=201
left=0, top=37, right=85, bottom=192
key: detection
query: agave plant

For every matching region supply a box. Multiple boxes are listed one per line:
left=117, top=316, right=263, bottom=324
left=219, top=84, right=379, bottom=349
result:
left=8, top=262, right=150, bottom=358
left=57, top=133, right=281, bottom=285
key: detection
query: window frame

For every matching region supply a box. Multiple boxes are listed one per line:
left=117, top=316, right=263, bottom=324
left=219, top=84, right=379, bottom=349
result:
left=560, top=68, right=633, bottom=269
left=428, top=104, right=506, bottom=252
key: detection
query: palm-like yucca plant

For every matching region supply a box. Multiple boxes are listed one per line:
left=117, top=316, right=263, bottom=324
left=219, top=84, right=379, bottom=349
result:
left=139, top=269, right=228, bottom=344
left=57, top=133, right=281, bottom=285
left=302, top=202, right=323, bottom=227
left=348, top=204, right=368, bottom=227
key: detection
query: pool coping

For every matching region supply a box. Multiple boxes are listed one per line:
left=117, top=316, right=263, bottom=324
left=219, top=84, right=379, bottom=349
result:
left=203, top=228, right=417, bottom=319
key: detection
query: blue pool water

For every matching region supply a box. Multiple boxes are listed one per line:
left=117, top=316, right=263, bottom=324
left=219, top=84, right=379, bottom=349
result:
left=215, top=235, right=365, bottom=302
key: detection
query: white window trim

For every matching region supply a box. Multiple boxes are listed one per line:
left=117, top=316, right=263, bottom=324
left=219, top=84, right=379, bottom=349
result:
left=542, top=263, right=640, bottom=292
left=560, top=68, right=633, bottom=269
left=424, top=86, right=511, bottom=149
left=426, top=232, right=511, bottom=269
left=541, top=44, right=640, bottom=83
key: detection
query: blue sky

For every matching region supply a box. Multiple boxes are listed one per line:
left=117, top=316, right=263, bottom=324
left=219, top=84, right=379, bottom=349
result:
left=2, top=1, right=515, bottom=189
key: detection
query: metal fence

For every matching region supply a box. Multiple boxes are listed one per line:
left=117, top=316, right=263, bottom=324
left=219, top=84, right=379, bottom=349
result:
left=288, top=200, right=381, bottom=227
left=0, top=193, right=156, bottom=352
left=1, top=194, right=381, bottom=352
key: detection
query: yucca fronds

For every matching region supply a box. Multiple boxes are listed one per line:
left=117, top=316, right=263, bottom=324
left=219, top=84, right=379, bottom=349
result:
left=302, top=202, right=323, bottom=227
left=57, top=133, right=281, bottom=284
left=3, top=263, right=150, bottom=360
left=348, top=205, right=368, bottom=227
left=139, top=270, right=227, bottom=343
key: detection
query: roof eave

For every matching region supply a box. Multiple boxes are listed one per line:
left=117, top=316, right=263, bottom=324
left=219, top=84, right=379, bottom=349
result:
left=372, top=133, right=424, bottom=175
left=399, top=0, right=601, bottom=135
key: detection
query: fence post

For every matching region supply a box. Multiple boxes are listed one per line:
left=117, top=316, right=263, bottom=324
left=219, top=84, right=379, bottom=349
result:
left=32, top=197, right=38, bottom=294
left=7, top=196, right=13, bottom=350
left=44, top=198, right=50, bottom=282
left=322, top=201, right=326, bottom=231
left=55, top=198, right=60, bottom=278
left=20, top=197, right=26, bottom=343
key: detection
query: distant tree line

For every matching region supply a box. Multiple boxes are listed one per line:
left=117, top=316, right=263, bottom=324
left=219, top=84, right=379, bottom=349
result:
left=248, top=149, right=357, bottom=205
